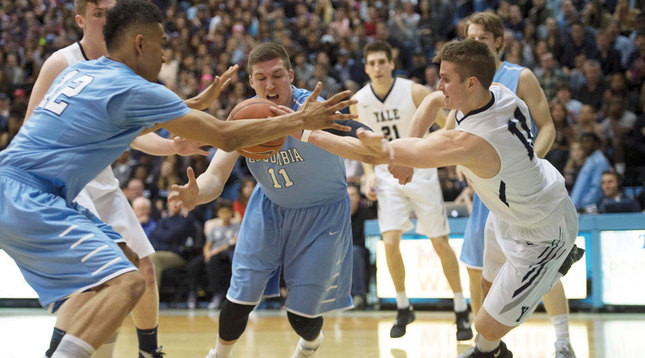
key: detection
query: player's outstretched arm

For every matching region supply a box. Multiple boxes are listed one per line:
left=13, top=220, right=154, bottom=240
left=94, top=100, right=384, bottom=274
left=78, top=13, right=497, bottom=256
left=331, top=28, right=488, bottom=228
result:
left=24, top=52, right=69, bottom=121
left=158, top=82, right=356, bottom=152
left=169, top=150, right=239, bottom=216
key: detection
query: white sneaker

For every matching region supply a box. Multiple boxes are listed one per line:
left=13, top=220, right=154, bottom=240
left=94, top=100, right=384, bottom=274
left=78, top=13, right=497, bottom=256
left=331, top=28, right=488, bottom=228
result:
left=291, top=332, right=324, bottom=358
left=204, top=348, right=216, bottom=358
left=555, top=342, right=576, bottom=358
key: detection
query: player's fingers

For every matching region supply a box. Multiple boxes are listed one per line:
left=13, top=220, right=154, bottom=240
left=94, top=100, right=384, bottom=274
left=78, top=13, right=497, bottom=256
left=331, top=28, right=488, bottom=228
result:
left=325, top=89, right=353, bottom=104
left=186, top=167, right=197, bottom=185
left=306, top=82, right=322, bottom=103
left=195, top=148, right=210, bottom=156
left=269, top=105, right=292, bottom=116
left=330, top=113, right=358, bottom=122
left=328, top=122, right=351, bottom=132
left=329, top=99, right=358, bottom=113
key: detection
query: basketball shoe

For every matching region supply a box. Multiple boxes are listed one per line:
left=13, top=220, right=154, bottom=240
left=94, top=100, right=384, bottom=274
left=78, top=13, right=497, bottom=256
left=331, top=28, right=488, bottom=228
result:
left=291, top=331, right=324, bottom=358
left=456, top=309, right=474, bottom=341
left=390, top=306, right=415, bottom=338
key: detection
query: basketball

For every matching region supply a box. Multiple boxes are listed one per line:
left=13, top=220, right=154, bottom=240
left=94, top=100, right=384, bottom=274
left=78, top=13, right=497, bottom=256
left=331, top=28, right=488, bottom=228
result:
left=227, top=98, right=286, bottom=160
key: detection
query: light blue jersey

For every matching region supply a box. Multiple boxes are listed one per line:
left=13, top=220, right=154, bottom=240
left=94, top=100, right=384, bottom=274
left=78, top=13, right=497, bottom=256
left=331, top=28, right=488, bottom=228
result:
left=246, top=86, right=347, bottom=208
left=0, top=57, right=189, bottom=203
left=461, top=61, right=533, bottom=268
left=0, top=57, right=189, bottom=310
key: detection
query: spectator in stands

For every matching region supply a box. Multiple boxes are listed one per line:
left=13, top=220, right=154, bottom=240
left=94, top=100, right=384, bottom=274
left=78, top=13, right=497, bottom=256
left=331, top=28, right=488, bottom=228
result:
left=547, top=102, right=574, bottom=173
left=148, top=200, right=197, bottom=287
left=570, top=132, right=611, bottom=211
left=186, top=199, right=238, bottom=310
left=554, top=84, right=583, bottom=123
left=596, top=29, right=623, bottom=76
left=626, top=30, right=645, bottom=90
left=597, top=171, right=641, bottom=213
left=0, top=93, right=9, bottom=131
left=604, top=72, right=642, bottom=114
left=424, top=65, right=440, bottom=92
left=233, top=176, right=255, bottom=221
left=600, top=96, right=637, bottom=175
left=133, top=197, right=157, bottom=237
left=573, top=104, right=601, bottom=140
left=561, top=22, right=599, bottom=71
left=0, top=107, right=23, bottom=150
left=564, top=141, right=586, bottom=190
left=573, top=59, right=606, bottom=111
left=535, top=52, right=569, bottom=101
left=126, top=178, right=146, bottom=203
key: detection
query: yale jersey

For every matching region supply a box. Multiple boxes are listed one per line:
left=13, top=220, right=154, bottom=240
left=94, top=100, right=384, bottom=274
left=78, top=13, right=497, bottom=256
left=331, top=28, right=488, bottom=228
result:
left=354, top=77, right=417, bottom=142
left=355, top=77, right=419, bottom=179
left=456, top=85, right=569, bottom=228
left=246, top=86, right=347, bottom=208
left=59, top=42, right=89, bottom=66
left=0, top=57, right=189, bottom=203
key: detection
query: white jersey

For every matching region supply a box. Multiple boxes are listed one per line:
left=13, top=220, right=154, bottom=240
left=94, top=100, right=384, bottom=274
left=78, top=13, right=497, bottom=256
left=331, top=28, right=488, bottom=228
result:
left=456, top=85, right=570, bottom=229
left=57, top=42, right=120, bottom=193
left=355, top=77, right=424, bottom=180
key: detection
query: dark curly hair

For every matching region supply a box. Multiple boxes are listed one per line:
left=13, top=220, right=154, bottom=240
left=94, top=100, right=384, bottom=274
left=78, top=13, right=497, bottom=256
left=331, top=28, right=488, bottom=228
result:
left=103, top=0, right=163, bottom=52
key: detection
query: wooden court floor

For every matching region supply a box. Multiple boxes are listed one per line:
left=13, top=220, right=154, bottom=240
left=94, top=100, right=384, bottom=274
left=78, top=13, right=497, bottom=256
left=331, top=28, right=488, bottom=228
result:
left=2, top=308, right=645, bottom=358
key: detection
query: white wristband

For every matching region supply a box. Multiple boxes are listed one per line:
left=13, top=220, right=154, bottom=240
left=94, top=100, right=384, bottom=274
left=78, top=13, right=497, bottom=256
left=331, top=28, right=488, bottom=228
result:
left=301, top=130, right=312, bottom=143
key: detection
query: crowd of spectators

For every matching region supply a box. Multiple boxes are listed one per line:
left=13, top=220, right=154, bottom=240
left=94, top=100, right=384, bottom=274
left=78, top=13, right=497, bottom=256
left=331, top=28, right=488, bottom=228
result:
left=1, top=0, right=644, bottom=305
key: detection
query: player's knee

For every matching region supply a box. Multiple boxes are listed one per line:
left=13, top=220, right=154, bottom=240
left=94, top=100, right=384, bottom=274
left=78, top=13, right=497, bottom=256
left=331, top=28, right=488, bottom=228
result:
left=218, top=299, right=255, bottom=341
left=430, top=236, right=450, bottom=253
left=119, top=270, right=146, bottom=302
left=137, top=256, right=157, bottom=287
left=287, top=312, right=323, bottom=341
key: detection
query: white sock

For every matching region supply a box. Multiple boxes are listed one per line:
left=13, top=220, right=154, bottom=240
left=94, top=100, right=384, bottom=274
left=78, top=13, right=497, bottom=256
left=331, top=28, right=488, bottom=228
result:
left=453, top=291, right=467, bottom=312
left=51, top=334, right=95, bottom=358
left=395, top=292, right=409, bottom=309
left=299, top=331, right=323, bottom=350
left=93, top=330, right=118, bottom=358
left=476, top=335, right=501, bottom=353
left=214, top=336, right=234, bottom=358
left=551, top=314, right=570, bottom=344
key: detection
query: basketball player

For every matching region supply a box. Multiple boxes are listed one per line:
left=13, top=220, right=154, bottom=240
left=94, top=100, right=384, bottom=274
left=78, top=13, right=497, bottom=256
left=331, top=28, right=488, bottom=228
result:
left=170, top=43, right=370, bottom=358
left=358, top=39, right=580, bottom=358
left=0, top=1, right=354, bottom=356
left=24, top=1, right=216, bottom=356
left=391, top=12, right=576, bottom=357
left=351, top=40, right=471, bottom=340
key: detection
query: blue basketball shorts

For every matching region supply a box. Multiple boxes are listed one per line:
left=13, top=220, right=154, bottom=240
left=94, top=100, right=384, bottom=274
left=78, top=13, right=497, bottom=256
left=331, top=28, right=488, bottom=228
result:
left=0, top=167, right=137, bottom=312
left=459, top=194, right=489, bottom=269
left=227, top=189, right=353, bottom=317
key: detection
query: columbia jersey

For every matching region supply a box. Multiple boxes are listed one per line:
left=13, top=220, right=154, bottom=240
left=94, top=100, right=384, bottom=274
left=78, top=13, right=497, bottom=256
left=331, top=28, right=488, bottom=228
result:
left=0, top=57, right=189, bottom=203
left=456, top=85, right=568, bottom=228
left=245, top=86, right=347, bottom=208
left=355, top=78, right=418, bottom=178
left=58, top=42, right=121, bottom=193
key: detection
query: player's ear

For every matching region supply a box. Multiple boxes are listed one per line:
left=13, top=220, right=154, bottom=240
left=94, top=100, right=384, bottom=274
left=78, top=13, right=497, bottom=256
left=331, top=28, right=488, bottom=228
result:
left=134, top=34, right=144, bottom=55
left=75, top=14, right=85, bottom=29
left=288, top=69, right=294, bottom=84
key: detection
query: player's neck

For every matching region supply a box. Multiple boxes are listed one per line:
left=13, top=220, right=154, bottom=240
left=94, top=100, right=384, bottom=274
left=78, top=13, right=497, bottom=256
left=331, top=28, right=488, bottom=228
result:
left=79, top=37, right=107, bottom=60
left=461, top=89, right=493, bottom=116
left=371, top=77, right=395, bottom=98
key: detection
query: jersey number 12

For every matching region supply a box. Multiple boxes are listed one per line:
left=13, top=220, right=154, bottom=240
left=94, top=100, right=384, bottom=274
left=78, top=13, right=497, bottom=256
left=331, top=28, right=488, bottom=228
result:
left=39, top=70, right=94, bottom=115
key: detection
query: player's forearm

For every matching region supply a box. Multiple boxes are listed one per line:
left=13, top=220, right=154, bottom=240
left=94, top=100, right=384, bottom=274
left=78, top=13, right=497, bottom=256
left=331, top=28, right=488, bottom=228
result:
left=408, top=92, right=444, bottom=137
left=130, top=132, right=175, bottom=155
left=194, top=172, right=226, bottom=206
left=533, top=123, right=555, bottom=158
left=309, top=131, right=387, bottom=164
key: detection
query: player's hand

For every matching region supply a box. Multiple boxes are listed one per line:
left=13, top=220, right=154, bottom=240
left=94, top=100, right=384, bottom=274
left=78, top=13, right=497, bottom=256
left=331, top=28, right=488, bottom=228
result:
left=357, top=128, right=391, bottom=155
left=298, top=82, right=357, bottom=131
left=388, top=164, right=414, bottom=185
left=172, top=136, right=210, bottom=156
left=169, top=167, right=200, bottom=217
left=186, top=65, right=239, bottom=110
left=364, top=172, right=378, bottom=201
left=118, top=242, right=140, bottom=267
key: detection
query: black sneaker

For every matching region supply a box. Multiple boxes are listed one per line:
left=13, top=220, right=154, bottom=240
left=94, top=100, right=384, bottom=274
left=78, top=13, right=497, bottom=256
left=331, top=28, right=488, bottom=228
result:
left=558, top=244, right=585, bottom=276
left=139, top=346, right=165, bottom=358
left=456, top=309, right=474, bottom=341
left=390, top=306, right=415, bottom=338
left=468, top=341, right=513, bottom=358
